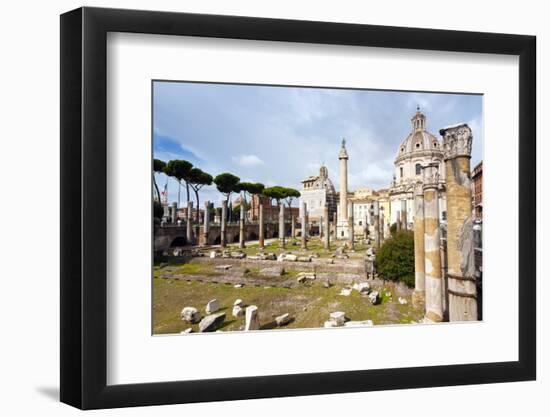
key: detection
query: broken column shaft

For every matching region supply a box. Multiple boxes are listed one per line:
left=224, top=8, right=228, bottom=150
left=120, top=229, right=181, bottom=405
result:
left=440, top=123, right=478, bottom=321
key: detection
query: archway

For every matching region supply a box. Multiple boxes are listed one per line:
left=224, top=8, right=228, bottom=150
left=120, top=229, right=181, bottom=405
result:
left=170, top=236, right=187, bottom=247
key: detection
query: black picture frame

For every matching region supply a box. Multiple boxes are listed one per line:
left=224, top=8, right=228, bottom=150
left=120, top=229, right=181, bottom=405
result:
left=60, top=6, right=536, bottom=410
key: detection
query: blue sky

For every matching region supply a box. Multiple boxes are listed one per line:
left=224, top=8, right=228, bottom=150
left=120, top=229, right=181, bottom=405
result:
left=153, top=81, right=482, bottom=207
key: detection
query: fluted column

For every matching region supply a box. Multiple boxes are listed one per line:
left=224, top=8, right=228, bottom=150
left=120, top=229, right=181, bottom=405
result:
left=412, top=182, right=426, bottom=308
left=220, top=200, right=227, bottom=248
left=440, top=124, right=478, bottom=321
left=423, top=163, right=443, bottom=322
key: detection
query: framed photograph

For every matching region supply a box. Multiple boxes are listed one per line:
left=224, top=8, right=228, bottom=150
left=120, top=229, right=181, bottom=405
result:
left=60, top=6, right=536, bottom=409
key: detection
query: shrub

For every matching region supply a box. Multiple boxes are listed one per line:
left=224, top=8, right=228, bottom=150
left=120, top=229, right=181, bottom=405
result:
left=375, top=230, right=415, bottom=287
left=389, top=222, right=397, bottom=236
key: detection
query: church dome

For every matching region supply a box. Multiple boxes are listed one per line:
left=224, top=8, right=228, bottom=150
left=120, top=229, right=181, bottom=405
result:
left=396, top=108, right=443, bottom=159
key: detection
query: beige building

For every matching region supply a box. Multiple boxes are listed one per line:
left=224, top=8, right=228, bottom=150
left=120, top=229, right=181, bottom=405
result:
left=299, top=164, right=337, bottom=223
left=389, top=108, right=447, bottom=227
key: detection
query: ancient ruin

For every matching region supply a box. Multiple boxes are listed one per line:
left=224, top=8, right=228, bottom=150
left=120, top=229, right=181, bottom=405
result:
left=153, top=108, right=482, bottom=335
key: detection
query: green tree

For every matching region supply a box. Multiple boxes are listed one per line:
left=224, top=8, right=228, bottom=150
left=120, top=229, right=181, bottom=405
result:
left=282, top=187, right=301, bottom=210
left=164, top=160, right=193, bottom=206
left=375, top=230, right=415, bottom=287
left=263, top=186, right=287, bottom=206
left=213, top=173, right=241, bottom=204
left=238, top=182, right=265, bottom=204
left=153, top=159, right=166, bottom=202
left=188, top=167, right=213, bottom=218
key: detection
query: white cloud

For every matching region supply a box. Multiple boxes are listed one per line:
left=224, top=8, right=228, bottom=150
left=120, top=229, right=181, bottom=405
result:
left=231, top=154, right=265, bottom=167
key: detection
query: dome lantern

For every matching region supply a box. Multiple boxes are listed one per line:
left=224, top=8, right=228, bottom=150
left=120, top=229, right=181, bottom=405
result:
left=411, top=106, right=426, bottom=132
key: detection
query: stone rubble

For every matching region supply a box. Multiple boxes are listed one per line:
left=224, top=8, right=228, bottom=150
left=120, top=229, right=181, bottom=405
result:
left=275, top=313, right=291, bottom=326
left=340, top=287, right=352, bottom=296
left=232, top=305, right=244, bottom=317
left=198, top=312, right=226, bottom=332
left=296, top=272, right=316, bottom=283
left=180, top=306, right=201, bottom=324
left=245, top=305, right=260, bottom=331
left=344, top=320, right=374, bottom=327
left=205, top=299, right=220, bottom=314
left=368, top=291, right=380, bottom=305
left=329, top=311, right=346, bottom=327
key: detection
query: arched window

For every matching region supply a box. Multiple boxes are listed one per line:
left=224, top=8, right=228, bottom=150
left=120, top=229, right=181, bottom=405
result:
left=415, top=163, right=422, bottom=175
left=400, top=166, right=404, bottom=178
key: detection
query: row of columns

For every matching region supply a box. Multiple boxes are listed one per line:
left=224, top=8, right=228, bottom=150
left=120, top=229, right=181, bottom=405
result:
left=412, top=123, right=477, bottom=322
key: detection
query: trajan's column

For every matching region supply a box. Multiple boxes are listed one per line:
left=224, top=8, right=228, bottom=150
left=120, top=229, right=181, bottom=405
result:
left=337, top=139, right=350, bottom=239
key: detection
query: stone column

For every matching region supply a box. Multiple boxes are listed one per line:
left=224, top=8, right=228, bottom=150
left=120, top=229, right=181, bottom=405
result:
left=338, top=139, right=349, bottom=223
left=423, top=163, right=443, bottom=322
left=348, top=202, right=355, bottom=250
left=163, top=204, right=170, bottom=221
left=204, top=201, right=210, bottom=234
left=380, top=212, right=385, bottom=243
left=333, top=212, right=338, bottom=239
left=278, top=203, right=285, bottom=249
left=239, top=202, right=245, bottom=249
left=301, top=201, right=307, bottom=250
left=220, top=200, right=227, bottom=248
left=373, top=201, right=380, bottom=250
left=440, top=124, right=478, bottom=321
left=291, top=215, right=296, bottom=239
left=396, top=210, right=401, bottom=231
left=186, top=201, right=193, bottom=245
left=401, top=200, right=407, bottom=230
left=258, top=203, right=265, bottom=249
left=171, top=202, right=177, bottom=224
left=324, top=205, right=330, bottom=250
left=412, top=182, right=426, bottom=308
left=319, top=216, right=323, bottom=238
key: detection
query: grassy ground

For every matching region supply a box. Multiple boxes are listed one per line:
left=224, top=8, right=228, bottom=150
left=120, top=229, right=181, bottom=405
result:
left=153, top=276, right=424, bottom=334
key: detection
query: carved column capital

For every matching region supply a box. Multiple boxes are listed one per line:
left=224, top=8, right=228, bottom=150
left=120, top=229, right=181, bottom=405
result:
left=440, top=123, right=473, bottom=160
left=414, top=181, right=424, bottom=197
left=422, top=162, right=439, bottom=189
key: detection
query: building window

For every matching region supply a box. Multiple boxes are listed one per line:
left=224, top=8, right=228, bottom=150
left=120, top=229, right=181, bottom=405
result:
left=400, top=166, right=403, bottom=178
left=359, top=220, right=362, bottom=226
left=341, top=231, right=344, bottom=237
left=415, top=163, right=422, bottom=175
left=415, top=142, right=421, bottom=149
